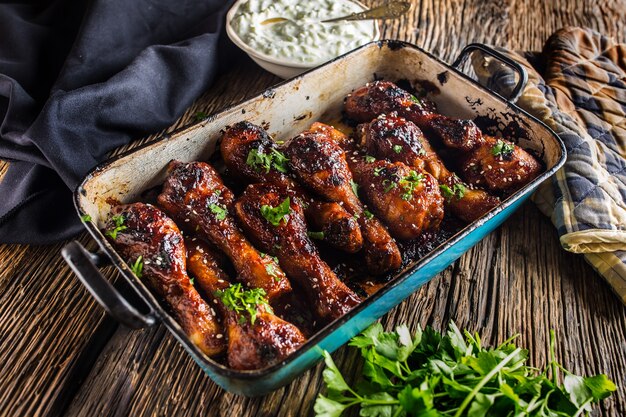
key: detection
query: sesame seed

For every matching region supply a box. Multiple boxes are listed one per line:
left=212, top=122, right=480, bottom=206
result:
left=216, top=334, right=223, bottom=339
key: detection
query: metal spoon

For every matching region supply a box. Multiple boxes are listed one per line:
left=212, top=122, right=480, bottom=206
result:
left=322, top=1, right=411, bottom=23
left=260, top=2, right=411, bottom=25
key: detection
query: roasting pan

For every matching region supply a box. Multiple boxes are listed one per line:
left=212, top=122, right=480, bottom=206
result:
left=62, top=41, right=566, bottom=396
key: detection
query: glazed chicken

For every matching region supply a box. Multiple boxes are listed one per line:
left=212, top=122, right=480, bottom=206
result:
left=458, top=135, right=542, bottom=193
left=354, top=115, right=500, bottom=223
left=221, top=121, right=363, bottom=253
left=283, top=130, right=402, bottom=275
left=234, top=183, right=361, bottom=322
left=157, top=161, right=291, bottom=305
left=345, top=81, right=541, bottom=194
left=103, top=203, right=225, bottom=356
left=348, top=159, right=444, bottom=240
left=186, top=238, right=306, bottom=370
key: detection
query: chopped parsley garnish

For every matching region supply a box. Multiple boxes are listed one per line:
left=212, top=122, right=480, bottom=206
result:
left=261, top=253, right=282, bottom=282
left=315, top=322, right=616, bottom=417
left=491, top=139, right=515, bottom=157
left=398, top=170, right=425, bottom=201
left=130, top=256, right=143, bottom=278
left=440, top=183, right=466, bottom=201
left=410, top=94, right=422, bottom=105
left=393, top=144, right=403, bottom=154
left=363, top=210, right=374, bottom=220
left=260, top=197, right=291, bottom=226
left=373, top=167, right=385, bottom=177
left=246, top=147, right=289, bottom=174
left=209, top=203, right=227, bottom=221
left=383, top=179, right=398, bottom=193
left=189, top=276, right=195, bottom=285
left=350, top=179, right=359, bottom=197
left=105, top=215, right=127, bottom=240
left=308, top=231, right=325, bottom=240
left=365, top=155, right=376, bottom=163
left=80, top=214, right=92, bottom=222
left=214, top=283, right=272, bottom=325
left=193, top=111, right=209, bottom=121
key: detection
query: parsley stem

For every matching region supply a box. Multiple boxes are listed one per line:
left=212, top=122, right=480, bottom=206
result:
left=572, top=398, right=593, bottom=417
left=549, top=329, right=559, bottom=385
left=453, top=347, right=522, bottom=417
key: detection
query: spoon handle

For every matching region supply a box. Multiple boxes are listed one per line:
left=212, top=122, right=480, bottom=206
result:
left=321, top=1, right=411, bottom=23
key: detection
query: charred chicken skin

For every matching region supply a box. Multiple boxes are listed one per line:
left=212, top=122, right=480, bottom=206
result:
left=355, top=115, right=500, bottom=223
left=186, top=238, right=306, bottom=370
left=284, top=130, right=402, bottom=275
left=157, top=160, right=291, bottom=304
left=221, top=121, right=363, bottom=253
left=234, top=183, right=361, bottom=322
left=345, top=81, right=541, bottom=193
left=104, top=203, right=225, bottom=356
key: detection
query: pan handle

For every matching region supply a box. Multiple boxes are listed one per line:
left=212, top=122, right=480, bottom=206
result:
left=62, top=240, right=158, bottom=329
left=452, top=43, right=528, bottom=103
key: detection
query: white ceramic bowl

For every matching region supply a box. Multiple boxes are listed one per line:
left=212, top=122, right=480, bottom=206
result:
left=225, top=0, right=380, bottom=79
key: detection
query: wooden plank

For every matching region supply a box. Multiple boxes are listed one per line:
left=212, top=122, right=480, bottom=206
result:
left=0, top=1, right=625, bottom=417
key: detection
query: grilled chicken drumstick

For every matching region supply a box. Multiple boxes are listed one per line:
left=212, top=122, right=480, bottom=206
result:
left=103, top=203, right=225, bottom=356
left=345, top=81, right=541, bottom=194
left=221, top=121, right=363, bottom=253
left=157, top=160, right=291, bottom=305
left=186, top=238, right=306, bottom=370
left=284, top=129, right=402, bottom=275
left=354, top=115, right=500, bottom=223
left=234, top=183, right=361, bottom=322
left=458, top=135, right=542, bottom=193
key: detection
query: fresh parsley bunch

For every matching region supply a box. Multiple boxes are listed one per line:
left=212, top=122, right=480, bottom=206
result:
left=315, top=322, right=616, bottom=417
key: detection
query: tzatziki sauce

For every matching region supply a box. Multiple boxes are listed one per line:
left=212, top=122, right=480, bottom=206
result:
left=230, top=0, right=378, bottom=65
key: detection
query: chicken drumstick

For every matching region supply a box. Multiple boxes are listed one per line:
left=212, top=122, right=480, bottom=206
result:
left=103, top=203, right=225, bottom=356
left=157, top=160, right=291, bottom=305
left=234, top=183, right=361, bottom=322
left=186, top=238, right=306, bottom=370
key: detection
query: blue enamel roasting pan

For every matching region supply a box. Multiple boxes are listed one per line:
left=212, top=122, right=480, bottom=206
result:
left=62, top=41, right=566, bottom=396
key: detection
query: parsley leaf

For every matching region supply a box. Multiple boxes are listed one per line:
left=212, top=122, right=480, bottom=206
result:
left=130, top=256, right=143, bottom=278
left=491, top=139, right=515, bottom=157
left=393, top=144, right=403, bottom=154
left=80, top=214, right=92, bottom=222
left=213, top=283, right=272, bottom=325
left=350, top=180, right=359, bottom=197
left=193, top=111, right=209, bottom=121
left=189, top=276, right=195, bottom=285
left=308, top=231, right=325, bottom=240
left=363, top=210, right=374, bottom=220
left=398, top=170, right=424, bottom=201
left=209, top=203, right=227, bottom=221
left=246, top=147, right=289, bottom=174
left=365, top=155, right=376, bottom=163
left=105, top=215, right=127, bottom=240
left=261, top=253, right=282, bottom=282
left=261, top=197, right=291, bottom=226
left=439, top=183, right=466, bottom=201
left=314, top=322, right=616, bottom=417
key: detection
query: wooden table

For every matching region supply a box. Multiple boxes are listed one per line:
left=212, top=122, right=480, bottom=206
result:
left=1, top=1, right=625, bottom=416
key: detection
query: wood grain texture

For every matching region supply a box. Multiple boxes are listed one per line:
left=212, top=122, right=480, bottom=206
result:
left=1, top=1, right=625, bottom=416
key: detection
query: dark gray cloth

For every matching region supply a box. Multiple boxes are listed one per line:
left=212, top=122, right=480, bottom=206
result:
left=0, top=0, right=236, bottom=244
